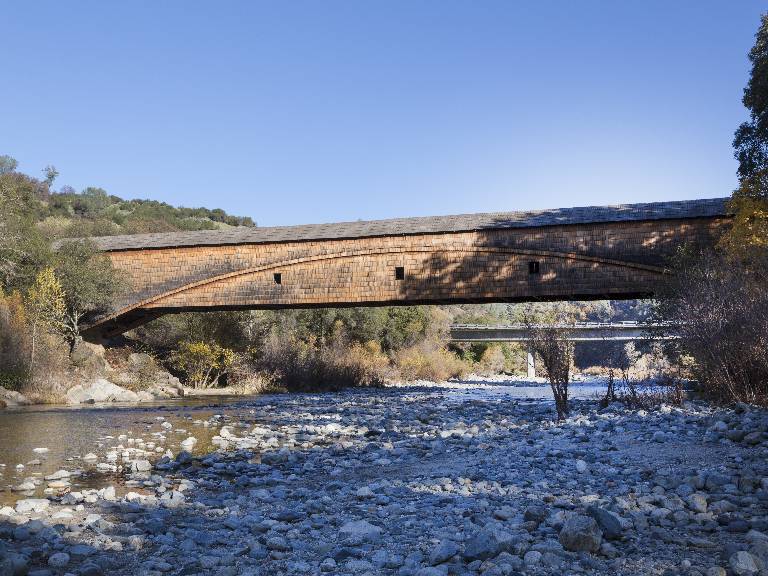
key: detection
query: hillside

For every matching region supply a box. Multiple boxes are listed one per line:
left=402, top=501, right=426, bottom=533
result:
left=0, top=155, right=255, bottom=241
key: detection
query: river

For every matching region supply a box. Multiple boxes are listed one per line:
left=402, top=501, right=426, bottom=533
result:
left=0, top=378, right=611, bottom=507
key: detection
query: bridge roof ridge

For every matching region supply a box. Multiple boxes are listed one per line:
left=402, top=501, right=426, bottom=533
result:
left=81, top=197, right=731, bottom=252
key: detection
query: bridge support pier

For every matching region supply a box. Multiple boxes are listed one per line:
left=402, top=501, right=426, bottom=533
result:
left=527, top=346, right=536, bottom=379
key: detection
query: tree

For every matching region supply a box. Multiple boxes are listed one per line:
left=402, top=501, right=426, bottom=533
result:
left=520, top=303, right=583, bottom=420
left=42, top=165, right=58, bottom=188
left=0, top=170, right=49, bottom=290
left=53, top=239, right=123, bottom=350
left=25, top=267, right=65, bottom=376
left=0, top=155, right=18, bottom=175
left=726, top=13, right=768, bottom=256
left=734, top=14, right=768, bottom=181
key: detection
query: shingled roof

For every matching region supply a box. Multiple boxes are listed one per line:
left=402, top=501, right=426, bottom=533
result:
left=87, top=197, right=731, bottom=252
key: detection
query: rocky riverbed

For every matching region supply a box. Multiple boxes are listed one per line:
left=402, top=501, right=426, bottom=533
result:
left=2, top=381, right=768, bottom=576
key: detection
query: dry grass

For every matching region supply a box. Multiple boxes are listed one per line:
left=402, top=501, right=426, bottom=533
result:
left=393, top=343, right=469, bottom=382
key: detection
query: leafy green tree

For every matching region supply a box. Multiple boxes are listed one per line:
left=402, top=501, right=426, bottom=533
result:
left=726, top=13, right=768, bottom=256
left=53, top=239, right=124, bottom=350
left=734, top=14, right=768, bottom=182
left=0, top=170, right=50, bottom=290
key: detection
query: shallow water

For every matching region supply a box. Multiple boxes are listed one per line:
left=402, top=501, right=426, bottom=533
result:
left=0, top=378, right=611, bottom=506
left=0, top=395, right=262, bottom=505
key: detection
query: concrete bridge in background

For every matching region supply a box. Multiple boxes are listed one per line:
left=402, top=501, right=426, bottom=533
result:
left=449, top=321, right=678, bottom=342
left=79, top=198, right=731, bottom=339
left=449, top=322, right=679, bottom=378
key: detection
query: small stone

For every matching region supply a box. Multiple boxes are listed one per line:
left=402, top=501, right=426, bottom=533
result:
left=48, top=552, right=70, bottom=568
left=160, top=490, right=185, bottom=508
left=493, top=506, right=514, bottom=520
left=575, top=459, right=588, bottom=474
left=339, top=520, right=382, bottom=542
left=356, top=486, right=374, bottom=498
left=652, top=431, right=666, bottom=443
left=83, top=453, right=98, bottom=461
left=266, top=536, right=290, bottom=551
left=180, top=437, right=197, bottom=451
left=44, top=469, right=71, bottom=480
left=101, top=486, right=117, bottom=501
left=462, top=528, right=514, bottom=561
left=131, top=460, right=151, bottom=472
left=524, top=505, right=547, bottom=524
left=524, top=550, right=542, bottom=566
left=12, top=481, right=35, bottom=491
left=429, top=540, right=459, bottom=565
left=687, top=493, right=708, bottom=513
left=320, top=558, right=337, bottom=572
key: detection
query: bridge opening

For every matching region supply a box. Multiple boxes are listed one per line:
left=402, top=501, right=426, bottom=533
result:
left=528, top=261, right=540, bottom=274
left=273, top=273, right=282, bottom=285
left=395, top=266, right=405, bottom=280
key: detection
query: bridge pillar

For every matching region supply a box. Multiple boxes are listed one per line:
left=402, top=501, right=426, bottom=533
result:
left=527, top=346, right=536, bottom=379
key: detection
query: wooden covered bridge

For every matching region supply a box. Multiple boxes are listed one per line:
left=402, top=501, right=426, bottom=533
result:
left=79, top=198, right=731, bottom=339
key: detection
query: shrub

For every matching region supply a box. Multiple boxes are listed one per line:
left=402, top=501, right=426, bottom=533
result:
left=656, top=249, right=768, bottom=404
left=476, top=345, right=506, bottom=376
left=257, top=333, right=387, bottom=392
left=394, top=343, right=468, bottom=382
left=170, top=341, right=238, bottom=389
left=0, top=291, right=31, bottom=390
left=0, top=288, right=69, bottom=397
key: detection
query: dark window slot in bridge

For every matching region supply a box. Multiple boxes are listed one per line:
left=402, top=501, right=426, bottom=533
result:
left=528, top=261, right=540, bottom=274
left=395, top=266, right=405, bottom=280
left=273, top=273, right=282, bottom=285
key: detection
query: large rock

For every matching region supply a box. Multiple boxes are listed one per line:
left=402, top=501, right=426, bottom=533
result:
left=109, top=354, right=183, bottom=400
left=0, top=386, right=30, bottom=407
left=127, top=352, right=154, bottom=371
left=729, top=551, right=759, bottom=576
left=66, top=379, right=139, bottom=404
left=429, top=540, right=459, bottom=565
left=587, top=506, right=623, bottom=540
left=146, top=373, right=184, bottom=399
left=0, top=552, right=28, bottom=576
left=70, top=341, right=108, bottom=372
left=15, top=498, right=50, bottom=514
left=559, top=514, right=603, bottom=553
left=463, top=528, right=516, bottom=561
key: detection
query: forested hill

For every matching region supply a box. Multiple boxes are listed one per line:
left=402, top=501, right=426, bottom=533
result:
left=0, top=155, right=255, bottom=240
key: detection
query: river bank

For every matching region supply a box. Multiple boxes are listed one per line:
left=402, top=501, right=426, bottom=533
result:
left=1, top=379, right=767, bottom=576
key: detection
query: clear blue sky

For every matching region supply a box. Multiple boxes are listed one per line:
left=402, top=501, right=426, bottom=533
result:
left=2, top=1, right=765, bottom=226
